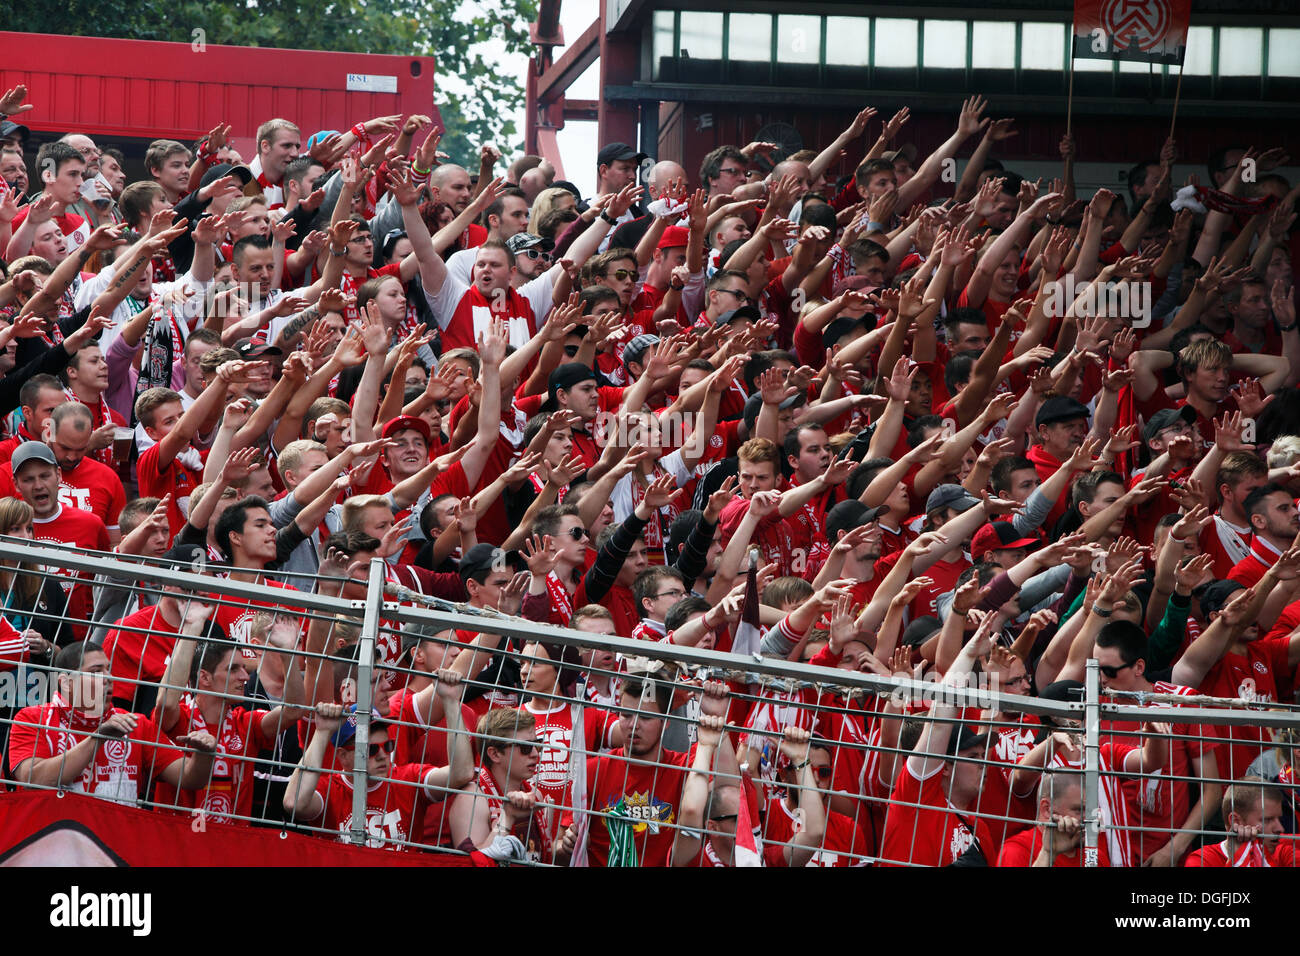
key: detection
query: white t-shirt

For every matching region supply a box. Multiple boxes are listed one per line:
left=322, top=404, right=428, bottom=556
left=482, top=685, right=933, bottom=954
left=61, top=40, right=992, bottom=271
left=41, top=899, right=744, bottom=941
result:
left=610, top=448, right=693, bottom=525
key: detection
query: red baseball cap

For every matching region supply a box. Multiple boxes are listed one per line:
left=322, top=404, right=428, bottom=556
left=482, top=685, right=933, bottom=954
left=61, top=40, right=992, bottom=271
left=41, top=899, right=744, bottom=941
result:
left=381, top=415, right=431, bottom=445
left=657, top=225, right=689, bottom=250
left=971, top=522, right=1038, bottom=562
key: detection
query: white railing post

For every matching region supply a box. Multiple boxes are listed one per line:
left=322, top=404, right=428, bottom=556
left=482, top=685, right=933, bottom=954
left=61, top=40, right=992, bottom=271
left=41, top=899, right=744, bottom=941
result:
left=349, top=557, right=386, bottom=846
left=1083, top=659, right=1101, bottom=868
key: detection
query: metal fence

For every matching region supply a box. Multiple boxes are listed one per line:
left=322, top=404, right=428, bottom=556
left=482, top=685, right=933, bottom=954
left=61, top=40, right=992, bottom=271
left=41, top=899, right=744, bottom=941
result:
left=0, top=537, right=1298, bottom=867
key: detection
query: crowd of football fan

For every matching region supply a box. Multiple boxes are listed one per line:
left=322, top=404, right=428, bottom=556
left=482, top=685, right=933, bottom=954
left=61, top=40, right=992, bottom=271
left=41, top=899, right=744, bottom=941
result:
left=0, top=78, right=1298, bottom=866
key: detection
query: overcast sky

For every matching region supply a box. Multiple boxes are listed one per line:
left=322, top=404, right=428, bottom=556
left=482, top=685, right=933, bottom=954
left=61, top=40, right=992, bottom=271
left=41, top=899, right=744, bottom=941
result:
left=457, top=0, right=601, bottom=195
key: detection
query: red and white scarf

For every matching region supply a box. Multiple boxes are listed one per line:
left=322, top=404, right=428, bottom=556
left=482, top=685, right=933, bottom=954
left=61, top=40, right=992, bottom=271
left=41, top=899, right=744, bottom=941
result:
left=545, top=571, right=574, bottom=626
left=629, top=469, right=679, bottom=557
left=1224, top=838, right=1271, bottom=867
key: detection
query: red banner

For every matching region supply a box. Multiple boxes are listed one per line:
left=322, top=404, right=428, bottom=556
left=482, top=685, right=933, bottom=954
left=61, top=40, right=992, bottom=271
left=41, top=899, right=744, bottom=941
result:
left=0, top=791, right=470, bottom=866
left=1072, top=0, right=1192, bottom=64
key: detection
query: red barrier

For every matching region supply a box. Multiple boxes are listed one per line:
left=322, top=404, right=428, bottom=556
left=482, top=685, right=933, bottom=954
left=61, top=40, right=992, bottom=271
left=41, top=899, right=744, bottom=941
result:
left=0, top=791, right=470, bottom=867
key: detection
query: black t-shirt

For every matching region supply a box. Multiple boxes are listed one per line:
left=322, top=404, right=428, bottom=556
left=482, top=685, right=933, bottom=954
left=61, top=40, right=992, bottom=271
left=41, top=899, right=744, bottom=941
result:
left=243, top=669, right=306, bottom=829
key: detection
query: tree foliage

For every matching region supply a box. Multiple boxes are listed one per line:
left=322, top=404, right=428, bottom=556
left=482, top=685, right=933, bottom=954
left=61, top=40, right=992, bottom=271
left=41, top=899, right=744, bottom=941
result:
left=7, top=0, right=538, bottom=163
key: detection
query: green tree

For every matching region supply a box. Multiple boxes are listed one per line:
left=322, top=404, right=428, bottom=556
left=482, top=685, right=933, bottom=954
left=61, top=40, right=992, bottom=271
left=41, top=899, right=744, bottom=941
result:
left=6, top=0, right=537, bottom=163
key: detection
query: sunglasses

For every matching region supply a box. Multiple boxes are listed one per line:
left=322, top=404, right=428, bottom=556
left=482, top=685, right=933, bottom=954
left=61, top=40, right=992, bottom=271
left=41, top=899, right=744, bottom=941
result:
left=604, top=269, right=637, bottom=281
left=504, top=739, right=542, bottom=756
left=1098, top=661, right=1137, bottom=678
left=566, top=527, right=589, bottom=541
left=367, top=739, right=395, bottom=758
left=522, top=249, right=552, bottom=261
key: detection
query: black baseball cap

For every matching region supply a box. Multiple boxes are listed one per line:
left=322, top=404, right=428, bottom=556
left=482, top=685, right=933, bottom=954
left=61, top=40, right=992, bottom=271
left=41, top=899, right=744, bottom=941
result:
left=825, top=500, right=889, bottom=543
left=1196, top=579, right=1245, bottom=615
left=714, top=305, right=762, bottom=327
left=234, top=337, right=282, bottom=360
left=548, top=362, right=598, bottom=399
left=901, top=615, right=942, bottom=647
left=742, top=389, right=805, bottom=431
left=0, top=120, right=29, bottom=146
left=946, top=723, right=993, bottom=756
left=822, top=314, right=872, bottom=349
left=458, top=543, right=524, bottom=581
left=1035, top=396, right=1091, bottom=428
left=199, top=162, right=253, bottom=189
left=597, top=142, right=648, bottom=167
left=161, top=543, right=209, bottom=574
left=1143, top=405, right=1197, bottom=444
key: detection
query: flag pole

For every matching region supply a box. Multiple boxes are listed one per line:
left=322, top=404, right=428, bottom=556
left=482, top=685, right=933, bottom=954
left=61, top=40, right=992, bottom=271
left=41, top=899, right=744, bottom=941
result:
left=1066, top=47, right=1076, bottom=138
left=1168, top=59, right=1186, bottom=138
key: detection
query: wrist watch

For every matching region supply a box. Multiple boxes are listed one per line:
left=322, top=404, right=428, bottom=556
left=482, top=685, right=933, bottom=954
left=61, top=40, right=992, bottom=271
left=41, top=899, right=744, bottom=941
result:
left=599, top=210, right=619, bottom=226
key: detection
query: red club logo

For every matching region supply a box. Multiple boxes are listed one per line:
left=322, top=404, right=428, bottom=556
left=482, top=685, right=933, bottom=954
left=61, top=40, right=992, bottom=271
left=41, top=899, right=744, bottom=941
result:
left=103, top=739, right=129, bottom=764
left=1102, top=0, right=1172, bottom=52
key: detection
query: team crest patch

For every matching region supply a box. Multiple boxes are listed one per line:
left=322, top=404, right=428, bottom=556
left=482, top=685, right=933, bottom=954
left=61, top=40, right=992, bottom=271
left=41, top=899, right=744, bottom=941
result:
left=605, top=790, right=674, bottom=834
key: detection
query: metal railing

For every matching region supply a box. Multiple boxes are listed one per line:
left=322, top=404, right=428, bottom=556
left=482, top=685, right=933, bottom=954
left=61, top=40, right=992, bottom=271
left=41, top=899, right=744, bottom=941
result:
left=1, top=537, right=1298, bottom=866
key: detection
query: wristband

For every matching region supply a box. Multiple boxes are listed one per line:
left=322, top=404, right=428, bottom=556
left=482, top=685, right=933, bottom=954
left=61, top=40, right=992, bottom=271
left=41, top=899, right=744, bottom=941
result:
left=197, top=139, right=218, bottom=164
left=411, top=163, right=432, bottom=177
left=669, top=281, right=685, bottom=292
left=351, top=123, right=367, bottom=140
left=1092, top=606, right=1113, bottom=618
left=329, top=245, right=346, bottom=256
left=1281, top=323, right=1298, bottom=334
left=794, top=760, right=811, bottom=771
left=599, top=210, right=619, bottom=226
left=866, top=220, right=885, bottom=232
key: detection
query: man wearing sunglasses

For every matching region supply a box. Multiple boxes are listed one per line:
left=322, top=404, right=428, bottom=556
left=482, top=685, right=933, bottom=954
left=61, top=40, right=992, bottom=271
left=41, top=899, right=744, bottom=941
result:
left=450, top=705, right=552, bottom=864
left=284, top=675, right=473, bottom=851
left=762, top=733, right=868, bottom=867
left=504, top=232, right=552, bottom=284
left=1094, top=620, right=1223, bottom=867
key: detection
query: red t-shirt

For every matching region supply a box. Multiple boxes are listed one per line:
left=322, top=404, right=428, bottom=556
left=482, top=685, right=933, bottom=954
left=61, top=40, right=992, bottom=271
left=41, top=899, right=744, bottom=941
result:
left=1198, top=637, right=1293, bottom=780
left=0, top=457, right=125, bottom=531
left=212, top=578, right=304, bottom=662
left=154, top=700, right=277, bottom=825
left=31, top=504, right=110, bottom=635
left=8, top=699, right=183, bottom=804
left=576, top=747, right=692, bottom=867
left=996, top=826, right=1110, bottom=867
left=1184, top=840, right=1280, bottom=867
left=10, top=207, right=89, bottom=248
left=101, top=604, right=181, bottom=707
left=313, top=762, right=442, bottom=850
left=878, top=761, right=995, bottom=867
left=525, top=698, right=617, bottom=844
left=136, top=442, right=202, bottom=538
left=910, top=554, right=970, bottom=618
left=761, top=796, right=871, bottom=867
left=386, top=686, right=477, bottom=847
left=1101, top=681, right=1208, bottom=864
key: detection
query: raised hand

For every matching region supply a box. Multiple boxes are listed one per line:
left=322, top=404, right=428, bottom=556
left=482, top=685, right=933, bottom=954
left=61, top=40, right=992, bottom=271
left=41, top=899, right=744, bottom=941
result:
left=520, top=534, right=560, bottom=577
left=1230, top=378, right=1274, bottom=419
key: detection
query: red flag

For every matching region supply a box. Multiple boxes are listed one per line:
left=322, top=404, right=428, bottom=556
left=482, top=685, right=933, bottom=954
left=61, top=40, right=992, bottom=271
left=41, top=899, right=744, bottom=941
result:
left=732, top=552, right=763, bottom=658
left=735, top=768, right=763, bottom=867
left=1073, top=0, right=1192, bottom=65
